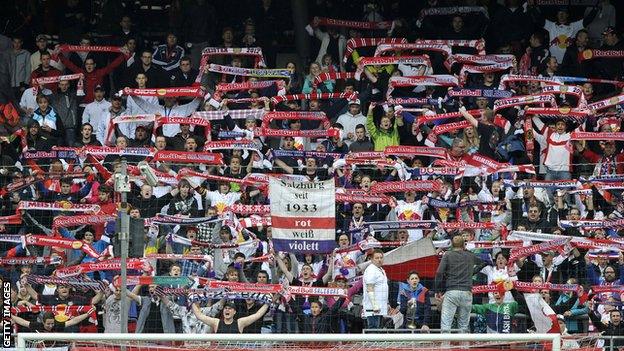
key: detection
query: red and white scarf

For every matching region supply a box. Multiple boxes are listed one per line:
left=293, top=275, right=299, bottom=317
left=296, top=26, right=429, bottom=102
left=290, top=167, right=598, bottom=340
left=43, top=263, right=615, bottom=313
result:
left=384, top=145, right=447, bottom=159
left=498, top=74, right=563, bottom=89
left=32, top=73, right=84, bottom=96
left=355, top=56, right=431, bottom=80
left=374, top=43, right=452, bottom=59
left=271, top=92, right=357, bottom=104
left=52, top=214, right=116, bottom=231
left=343, top=37, right=407, bottom=63
left=459, top=62, right=515, bottom=85
left=216, top=80, right=283, bottom=93
left=192, top=109, right=266, bottom=121
left=493, top=94, right=557, bottom=113
left=121, top=86, right=203, bottom=98
left=588, top=93, right=624, bottom=111
left=315, top=17, right=393, bottom=30
left=370, top=180, right=442, bottom=193
left=413, top=38, right=486, bottom=55
left=54, top=258, right=146, bottom=278
left=208, top=64, right=291, bottom=79
left=18, top=201, right=100, bottom=213
left=153, top=151, right=223, bottom=164
left=313, top=72, right=356, bottom=87
left=570, top=132, right=624, bottom=141
left=24, top=235, right=101, bottom=258
left=524, top=107, right=590, bottom=121
left=418, top=7, right=489, bottom=22
left=446, top=54, right=516, bottom=68
left=578, top=49, right=624, bottom=61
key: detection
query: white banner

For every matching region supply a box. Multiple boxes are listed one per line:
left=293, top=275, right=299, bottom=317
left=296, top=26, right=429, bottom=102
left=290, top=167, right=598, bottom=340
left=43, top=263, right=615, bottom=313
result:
left=269, top=178, right=336, bottom=253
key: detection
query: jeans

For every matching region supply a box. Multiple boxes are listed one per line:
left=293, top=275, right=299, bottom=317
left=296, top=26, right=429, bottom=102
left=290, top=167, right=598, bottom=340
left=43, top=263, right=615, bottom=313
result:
left=440, top=290, right=473, bottom=333
left=545, top=168, right=571, bottom=181
left=366, top=315, right=382, bottom=329
left=545, top=168, right=572, bottom=203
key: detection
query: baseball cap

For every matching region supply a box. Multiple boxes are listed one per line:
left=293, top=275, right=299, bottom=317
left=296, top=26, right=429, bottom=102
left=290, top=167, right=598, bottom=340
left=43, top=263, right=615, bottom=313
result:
left=36, top=35, right=47, bottom=42
left=349, top=99, right=361, bottom=106
left=94, top=85, right=105, bottom=92
left=603, top=26, right=617, bottom=36
left=224, top=301, right=236, bottom=309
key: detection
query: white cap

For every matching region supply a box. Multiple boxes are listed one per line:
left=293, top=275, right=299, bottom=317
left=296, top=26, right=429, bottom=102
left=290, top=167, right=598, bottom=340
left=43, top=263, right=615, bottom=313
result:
left=349, top=99, right=361, bottom=106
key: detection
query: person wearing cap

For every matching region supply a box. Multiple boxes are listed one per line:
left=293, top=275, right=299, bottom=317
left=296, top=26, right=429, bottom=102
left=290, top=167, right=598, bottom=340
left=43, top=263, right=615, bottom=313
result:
left=594, top=25, right=624, bottom=80
left=81, top=85, right=111, bottom=132
left=29, top=35, right=63, bottom=73
left=192, top=298, right=270, bottom=333
left=96, top=93, right=125, bottom=145
left=336, top=99, right=366, bottom=146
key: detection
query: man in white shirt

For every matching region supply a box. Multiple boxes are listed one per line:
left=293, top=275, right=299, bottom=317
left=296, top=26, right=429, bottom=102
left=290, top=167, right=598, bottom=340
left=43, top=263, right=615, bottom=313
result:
left=129, top=95, right=201, bottom=137
left=336, top=99, right=366, bottom=146
left=363, top=249, right=388, bottom=329
left=542, top=7, right=586, bottom=63
left=82, top=85, right=112, bottom=127
left=393, top=190, right=428, bottom=242
left=122, top=73, right=158, bottom=138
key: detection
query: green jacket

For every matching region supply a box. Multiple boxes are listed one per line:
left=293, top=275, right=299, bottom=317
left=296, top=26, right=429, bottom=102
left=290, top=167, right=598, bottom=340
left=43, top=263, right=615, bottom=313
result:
left=366, top=108, right=400, bottom=151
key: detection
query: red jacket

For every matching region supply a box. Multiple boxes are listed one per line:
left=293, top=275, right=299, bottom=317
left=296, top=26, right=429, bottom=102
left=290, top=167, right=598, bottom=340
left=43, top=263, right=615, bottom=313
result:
left=60, top=54, right=126, bottom=103
left=30, top=66, right=62, bottom=92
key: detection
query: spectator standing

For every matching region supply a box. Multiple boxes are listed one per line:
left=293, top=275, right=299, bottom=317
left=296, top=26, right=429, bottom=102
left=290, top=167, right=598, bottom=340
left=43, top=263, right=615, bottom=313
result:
left=8, top=36, right=30, bottom=98
left=363, top=249, right=388, bottom=329
left=152, top=33, right=185, bottom=72
left=30, top=35, right=63, bottom=73
left=49, top=79, right=79, bottom=146
left=435, top=235, right=487, bottom=333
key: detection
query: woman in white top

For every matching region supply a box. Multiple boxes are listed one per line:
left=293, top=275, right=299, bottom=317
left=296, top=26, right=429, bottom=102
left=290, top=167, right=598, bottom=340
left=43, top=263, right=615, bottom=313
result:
left=363, top=249, right=388, bottom=329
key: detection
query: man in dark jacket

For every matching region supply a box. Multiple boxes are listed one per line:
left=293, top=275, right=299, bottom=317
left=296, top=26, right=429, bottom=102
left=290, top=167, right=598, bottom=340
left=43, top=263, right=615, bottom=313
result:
left=293, top=297, right=345, bottom=333
left=589, top=308, right=624, bottom=350
left=593, top=26, right=624, bottom=80
left=50, top=80, right=79, bottom=146
left=129, top=184, right=175, bottom=218
left=169, top=57, right=198, bottom=87
left=560, top=29, right=590, bottom=77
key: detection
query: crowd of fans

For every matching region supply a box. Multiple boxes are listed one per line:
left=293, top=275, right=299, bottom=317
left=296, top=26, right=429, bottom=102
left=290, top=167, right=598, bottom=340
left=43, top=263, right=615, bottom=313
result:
left=0, top=0, right=624, bottom=344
